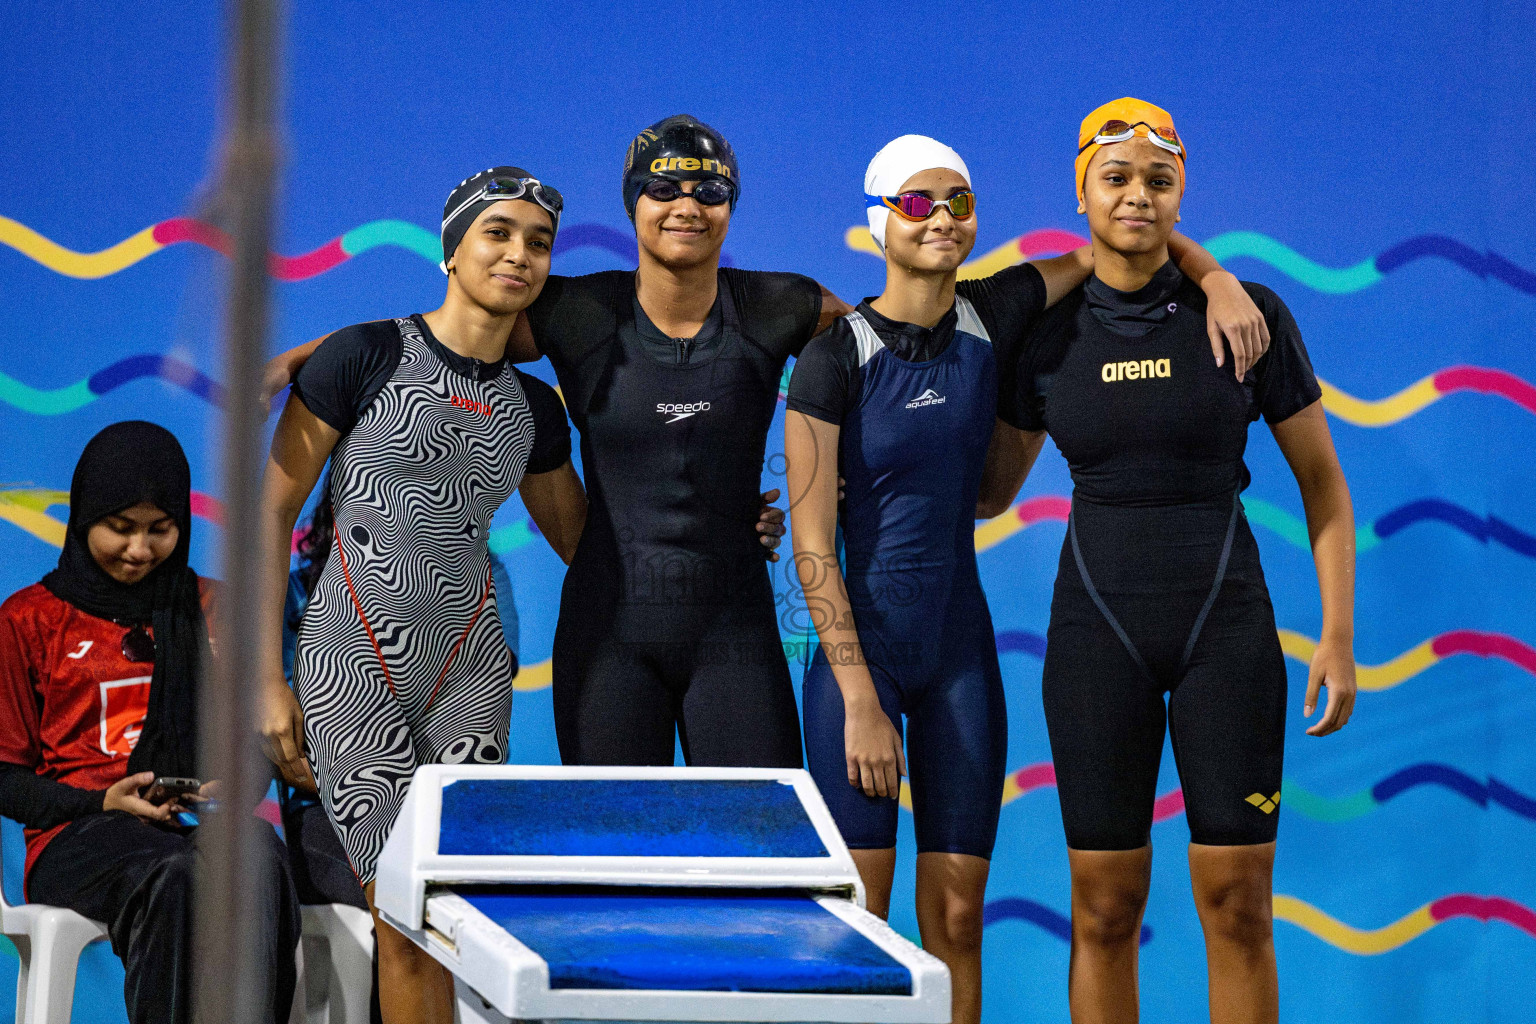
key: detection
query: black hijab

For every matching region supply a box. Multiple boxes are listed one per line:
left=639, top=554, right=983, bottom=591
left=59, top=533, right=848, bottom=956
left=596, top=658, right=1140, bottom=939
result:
left=42, top=421, right=208, bottom=779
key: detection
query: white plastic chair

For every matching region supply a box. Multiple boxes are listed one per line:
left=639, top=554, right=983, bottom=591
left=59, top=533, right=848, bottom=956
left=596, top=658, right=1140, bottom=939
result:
left=0, top=818, right=110, bottom=1024
left=299, top=902, right=374, bottom=1024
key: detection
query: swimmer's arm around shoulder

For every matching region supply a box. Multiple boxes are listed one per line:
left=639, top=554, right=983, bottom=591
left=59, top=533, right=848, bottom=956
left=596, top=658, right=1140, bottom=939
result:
left=260, top=333, right=327, bottom=403
left=1272, top=400, right=1357, bottom=736
left=786, top=411, right=906, bottom=800
left=815, top=286, right=855, bottom=335
left=519, top=461, right=586, bottom=565
left=977, top=421, right=1047, bottom=519
left=258, top=396, right=339, bottom=791
left=1168, top=232, right=1271, bottom=380
left=1028, top=245, right=1095, bottom=307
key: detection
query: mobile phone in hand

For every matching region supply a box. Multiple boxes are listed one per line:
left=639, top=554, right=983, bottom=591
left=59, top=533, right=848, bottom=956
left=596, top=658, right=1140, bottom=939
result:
left=143, top=776, right=203, bottom=806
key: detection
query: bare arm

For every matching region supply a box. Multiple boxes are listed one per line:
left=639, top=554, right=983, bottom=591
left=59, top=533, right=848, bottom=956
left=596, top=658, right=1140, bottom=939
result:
left=518, top=460, right=587, bottom=565
left=1167, top=231, right=1271, bottom=380
left=257, top=396, right=340, bottom=789
left=814, top=286, right=855, bottom=336
left=976, top=421, right=1048, bottom=519
left=1271, top=400, right=1357, bottom=736
left=260, top=334, right=327, bottom=403
left=786, top=411, right=905, bottom=798
left=1027, top=246, right=1095, bottom=307
left=506, top=310, right=541, bottom=363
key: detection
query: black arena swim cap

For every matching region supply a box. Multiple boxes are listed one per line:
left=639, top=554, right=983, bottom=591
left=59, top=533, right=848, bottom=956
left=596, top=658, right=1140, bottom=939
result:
left=622, top=115, right=739, bottom=220
left=440, top=166, right=563, bottom=273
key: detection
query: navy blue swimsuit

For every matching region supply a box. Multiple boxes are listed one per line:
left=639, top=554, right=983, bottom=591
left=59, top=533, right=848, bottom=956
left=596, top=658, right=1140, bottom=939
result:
left=788, top=295, right=1018, bottom=857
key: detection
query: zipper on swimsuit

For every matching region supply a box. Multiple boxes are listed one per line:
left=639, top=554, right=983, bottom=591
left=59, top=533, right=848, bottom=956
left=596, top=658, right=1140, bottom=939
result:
left=673, top=336, right=694, bottom=365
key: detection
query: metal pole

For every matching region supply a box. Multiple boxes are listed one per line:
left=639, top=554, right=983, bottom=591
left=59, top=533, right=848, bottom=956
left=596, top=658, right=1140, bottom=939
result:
left=197, top=0, right=281, bottom=1020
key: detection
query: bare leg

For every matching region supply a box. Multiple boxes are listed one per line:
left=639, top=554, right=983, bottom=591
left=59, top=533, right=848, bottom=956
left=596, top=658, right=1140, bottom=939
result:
left=851, top=847, right=898, bottom=919
left=1188, top=842, right=1278, bottom=1024
left=363, top=880, right=456, bottom=1024
left=1066, top=846, right=1153, bottom=1024
left=915, top=852, right=991, bottom=1024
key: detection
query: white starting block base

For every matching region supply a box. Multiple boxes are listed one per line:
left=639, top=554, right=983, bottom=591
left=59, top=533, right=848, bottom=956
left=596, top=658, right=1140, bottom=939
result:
left=375, top=766, right=950, bottom=1023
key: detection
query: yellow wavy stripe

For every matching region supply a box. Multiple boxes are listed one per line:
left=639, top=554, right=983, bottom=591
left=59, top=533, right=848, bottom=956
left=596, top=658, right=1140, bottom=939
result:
left=513, top=657, right=552, bottom=692
left=1277, top=630, right=1439, bottom=691
left=1272, top=895, right=1437, bottom=955
left=1317, top=374, right=1442, bottom=427
left=843, top=226, right=1023, bottom=282
left=0, top=494, right=66, bottom=547
left=974, top=513, right=1026, bottom=552
left=0, top=217, right=163, bottom=280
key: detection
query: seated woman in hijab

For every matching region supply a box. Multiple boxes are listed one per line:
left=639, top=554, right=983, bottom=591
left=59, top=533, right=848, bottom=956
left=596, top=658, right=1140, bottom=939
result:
left=0, top=421, right=302, bottom=1024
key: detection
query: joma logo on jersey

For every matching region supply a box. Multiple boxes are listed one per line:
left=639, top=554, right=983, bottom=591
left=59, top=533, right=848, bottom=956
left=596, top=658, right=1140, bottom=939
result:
left=450, top=395, right=493, bottom=416
left=648, top=157, right=733, bottom=177
left=658, top=400, right=711, bottom=424
left=1102, top=358, right=1172, bottom=383
left=905, top=388, right=947, bottom=409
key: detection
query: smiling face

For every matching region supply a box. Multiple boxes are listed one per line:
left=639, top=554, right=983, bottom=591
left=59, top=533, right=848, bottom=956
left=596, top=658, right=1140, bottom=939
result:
left=633, top=179, right=731, bottom=270
left=445, top=200, right=554, bottom=314
left=881, top=168, right=977, bottom=274
left=87, top=502, right=179, bottom=585
left=1080, top=135, right=1182, bottom=256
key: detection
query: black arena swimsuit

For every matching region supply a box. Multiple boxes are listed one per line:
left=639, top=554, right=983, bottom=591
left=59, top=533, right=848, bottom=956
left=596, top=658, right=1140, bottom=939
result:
left=1008, top=262, right=1323, bottom=850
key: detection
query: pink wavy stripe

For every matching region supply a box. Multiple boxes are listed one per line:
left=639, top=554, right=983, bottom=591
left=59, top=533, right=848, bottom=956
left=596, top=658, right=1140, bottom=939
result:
left=1152, top=789, right=1188, bottom=823
left=1434, top=366, right=1536, bottom=415
left=1017, top=495, right=1072, bottom=524
left=1431, top=630, right=1536, bottom=676
left=255, top=798, right=282, bottom=827
left=152, top=218, right=350, bottom=282
left=189, top=491, right=224, bottom=526
left=1017, top=229, right=1089, bottom=258
left=1431, top=894, right=1536, bottom=937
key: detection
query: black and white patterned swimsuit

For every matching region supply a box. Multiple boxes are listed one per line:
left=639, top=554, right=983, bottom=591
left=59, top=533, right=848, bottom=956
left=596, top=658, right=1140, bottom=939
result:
left=290, top=315, right=570, bottom=881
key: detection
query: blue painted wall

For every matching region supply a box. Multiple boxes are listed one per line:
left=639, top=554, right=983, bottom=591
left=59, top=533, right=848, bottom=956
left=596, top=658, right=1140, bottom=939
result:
left=2, top=2, right=1533, bottom=1020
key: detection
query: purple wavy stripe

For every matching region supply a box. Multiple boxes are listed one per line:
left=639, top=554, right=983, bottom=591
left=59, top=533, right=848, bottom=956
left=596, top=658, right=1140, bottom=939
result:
left=996, top=630, right=1047, bottom=659
left=1376, top=235, right=1536, bottom=296
left=985, top=898, right=1153, bottom=946
left=1373, top=499, right=1536, bottom=557
left=1370, top=763, right=1536, bottom=821
left=88, top=355, right=225, bottom=406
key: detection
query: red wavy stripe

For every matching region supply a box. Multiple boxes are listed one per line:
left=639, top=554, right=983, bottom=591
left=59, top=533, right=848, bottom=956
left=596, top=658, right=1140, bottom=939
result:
left=1017, top=495, right=1072, bottom=524
left=1430, top=894, right=1536, bottom=937
left=1152, top=788, right=1187, bottom=823
left=1011, top=762, right=1057, bottom=795
left=1431, top=630, right=1536, bottom=676
left=1017, top=229, right=1089, bottom=258
left=151, top=218, right=349, bottom=281
left=1433, top=366, right=1536, bottom=415
left=190, top=491, right=224, bottom=527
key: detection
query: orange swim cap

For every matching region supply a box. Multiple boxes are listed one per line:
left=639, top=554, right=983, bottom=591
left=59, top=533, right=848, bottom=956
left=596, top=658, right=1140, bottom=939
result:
left=1074, top=97, right=1186, bottom=204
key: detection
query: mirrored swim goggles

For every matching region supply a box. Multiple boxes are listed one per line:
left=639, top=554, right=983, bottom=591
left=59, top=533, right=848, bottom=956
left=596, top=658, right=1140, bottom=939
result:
left=1078, top=120, right=1184, bottom=158
left=865, top=189, right=976, bottom=222
left=640, top=176, right=736, bottom=206
left=442, top=175, right=564, bottom=227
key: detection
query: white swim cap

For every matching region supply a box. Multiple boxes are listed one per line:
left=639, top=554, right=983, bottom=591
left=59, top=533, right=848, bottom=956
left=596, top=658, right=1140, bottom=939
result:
left=863, top=135, right=972, bottom=253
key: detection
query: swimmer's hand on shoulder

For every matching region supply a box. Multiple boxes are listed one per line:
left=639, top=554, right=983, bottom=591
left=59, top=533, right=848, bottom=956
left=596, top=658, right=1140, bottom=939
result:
left=1202, top=271, right=1271, bottom=380
left=758, top=489, right=785, bottom=562
left=1304, top=635, right=1356, bottom=736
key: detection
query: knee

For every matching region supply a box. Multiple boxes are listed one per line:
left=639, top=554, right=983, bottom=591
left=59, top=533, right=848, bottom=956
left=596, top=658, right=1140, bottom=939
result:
left=933, top=897, right=985, bottom=953
left=1195, top=876, right=1273, bottom=948
left=1071, top=879, right=1148, bottom=948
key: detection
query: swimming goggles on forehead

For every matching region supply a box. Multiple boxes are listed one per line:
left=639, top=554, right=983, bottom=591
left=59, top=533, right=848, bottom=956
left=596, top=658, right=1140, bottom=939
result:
left=1079, top=121, right=1184, bottom=158
left=443, top=176, right=564, bottom=227
left=866, top=190, right=976, bottom=222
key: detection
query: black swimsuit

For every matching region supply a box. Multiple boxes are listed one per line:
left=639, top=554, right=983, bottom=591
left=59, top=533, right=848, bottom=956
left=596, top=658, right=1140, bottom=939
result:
left=1010, top=265, right=1322, bottom=850
left=526, top=268, right=823, bottom=767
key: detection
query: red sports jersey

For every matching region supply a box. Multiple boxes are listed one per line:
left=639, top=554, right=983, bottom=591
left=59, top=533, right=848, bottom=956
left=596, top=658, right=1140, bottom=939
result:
left=0, top=581, right=217, bottom=879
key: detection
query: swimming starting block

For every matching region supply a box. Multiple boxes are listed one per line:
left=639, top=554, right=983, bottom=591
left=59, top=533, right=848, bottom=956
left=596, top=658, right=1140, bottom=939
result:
left=374, top=765, right=950, bottom=1023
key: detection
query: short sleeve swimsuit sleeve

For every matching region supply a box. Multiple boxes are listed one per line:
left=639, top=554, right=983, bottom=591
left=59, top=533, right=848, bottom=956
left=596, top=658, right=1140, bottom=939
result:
left=515, top=370, right=573, bottom=473
left=784, top=320, right=858, bottom=425
left=726, top=269, right=824, bottom=360
left=290, top=321, right=405, bottom=433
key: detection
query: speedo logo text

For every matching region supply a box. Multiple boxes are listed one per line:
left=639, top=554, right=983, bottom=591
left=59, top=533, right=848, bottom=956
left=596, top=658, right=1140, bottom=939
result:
left=1102, top=358, right=1172, bottom=382
left=658, top=400, right=711, bottom=424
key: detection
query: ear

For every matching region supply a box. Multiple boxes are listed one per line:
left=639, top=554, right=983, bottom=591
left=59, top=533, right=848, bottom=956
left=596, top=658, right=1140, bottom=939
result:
left=1175, top=212, right=1182, bottom=223
left=1076, top=199, right=1086, bottom=215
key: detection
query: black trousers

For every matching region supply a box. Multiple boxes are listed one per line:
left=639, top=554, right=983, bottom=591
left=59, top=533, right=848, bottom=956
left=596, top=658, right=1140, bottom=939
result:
left=28, top=811, right=302, bottom=1024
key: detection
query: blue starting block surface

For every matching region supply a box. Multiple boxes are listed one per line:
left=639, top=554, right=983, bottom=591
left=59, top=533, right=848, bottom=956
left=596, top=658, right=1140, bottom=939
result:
left=439, top=778, right=829, bottom=858
left=456, top=887, right=913, bottom=996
